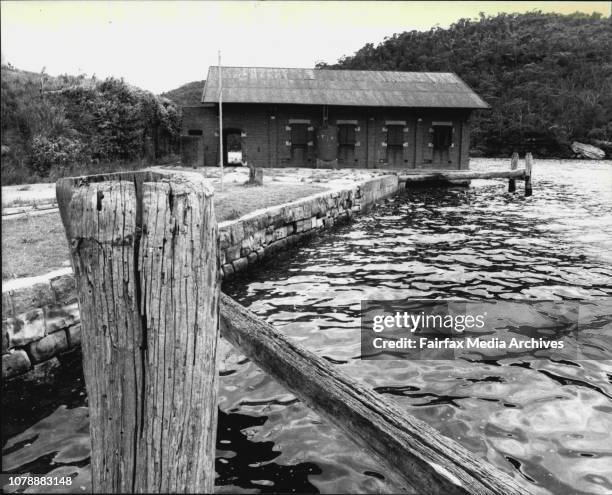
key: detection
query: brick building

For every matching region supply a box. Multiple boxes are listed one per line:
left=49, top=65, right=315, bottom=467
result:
left=181, top=67, right=488, bottom=169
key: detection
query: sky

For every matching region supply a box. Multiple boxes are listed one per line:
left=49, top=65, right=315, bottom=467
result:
left=1, top=1, right=610, bottom=94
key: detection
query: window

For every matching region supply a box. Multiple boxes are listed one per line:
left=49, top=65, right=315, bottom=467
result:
left=432, top=125, right=452, bottom=149
left=291, top=124, right=308, bottom=147
left=188, top=129, right=203, bottom=136
left=387, top=125, right=404, bottom=147
left=338, top=124, right=356, bottom=146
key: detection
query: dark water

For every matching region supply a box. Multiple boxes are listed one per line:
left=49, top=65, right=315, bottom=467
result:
left=3, top=159, right=612, bottom=494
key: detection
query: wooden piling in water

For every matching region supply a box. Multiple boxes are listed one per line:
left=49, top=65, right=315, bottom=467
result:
left=525, top=152, right=533, bottom=197
left=57, top=170, right=220, bottom=493
left=508, top=152, right=519, bottom=193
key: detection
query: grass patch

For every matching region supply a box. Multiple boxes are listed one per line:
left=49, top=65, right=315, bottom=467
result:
left=2, top=212, right=70, bottom=280
left=2, top=182, right=326, bottom=280
left=3, top=198, right=55, bottom=208
left=212, top=182, right=324, bottom=223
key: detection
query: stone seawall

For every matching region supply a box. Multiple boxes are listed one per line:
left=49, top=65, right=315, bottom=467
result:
left=2, top=175, right=399, bottom=380
left=2, top=270, right=81, bottom=379
left=218, top=175, right=399, bottom=277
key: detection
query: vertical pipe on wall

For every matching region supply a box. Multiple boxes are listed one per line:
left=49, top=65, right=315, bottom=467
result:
left=365, top=116, right=370, bottom=168
left=413, top=117, right=418, bottom=168
left=275, top=105, right=279, bottom=168
left=455, top=119, right=462, bottom=170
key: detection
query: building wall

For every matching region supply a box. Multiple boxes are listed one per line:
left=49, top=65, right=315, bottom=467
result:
left=182, top=103, right=472, bottom=170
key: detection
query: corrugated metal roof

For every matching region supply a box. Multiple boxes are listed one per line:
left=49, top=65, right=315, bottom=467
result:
left=201, top=67, right=488, bottom=109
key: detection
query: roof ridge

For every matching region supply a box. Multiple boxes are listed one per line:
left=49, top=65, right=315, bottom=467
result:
left=205, top=86, right=468, bottom=92
left=207, top=66, right=457, bottom=75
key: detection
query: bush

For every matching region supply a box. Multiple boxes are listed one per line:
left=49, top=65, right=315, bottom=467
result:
left=1, top=162, right=39, bottom=185
left=29, top=135, right=89, bottom=177
left=1, top=67, right=181, bottom=184
left=587, top=125, right=612, bottom=142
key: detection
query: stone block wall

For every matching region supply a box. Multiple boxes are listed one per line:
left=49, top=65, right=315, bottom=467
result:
left=218, top=175, right=398, bottom=278
left=1, top=175, right=399, bottom=380
left=2, top=273, right=82, bottom=379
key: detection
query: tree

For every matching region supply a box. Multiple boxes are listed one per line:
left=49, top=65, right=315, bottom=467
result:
left=319, top=11, right=612, bottom=156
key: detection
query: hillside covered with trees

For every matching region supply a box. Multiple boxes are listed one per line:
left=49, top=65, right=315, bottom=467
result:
left=317, top=11, right=612, bottom=157
left=1, top=66, right=181, bottom=184
left=161, top=80, right=205, bottom=107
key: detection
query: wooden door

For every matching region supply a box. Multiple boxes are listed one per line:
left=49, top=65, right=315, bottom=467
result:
left=290, top=124, right=308, bottom=167
left=386, top=125, right=404, bottom=168
left=338, top=124, right=356, bottom=168
left=432, top=125, right=453, bottom=168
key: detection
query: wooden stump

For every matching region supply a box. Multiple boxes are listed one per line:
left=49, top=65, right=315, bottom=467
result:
left=247, top=165, right=263, bottom=186
left=57, top=170, right=220, bottom=493
left=525, top=153, right=533, bottom=197
left=508, top=152, right=518, bottom=192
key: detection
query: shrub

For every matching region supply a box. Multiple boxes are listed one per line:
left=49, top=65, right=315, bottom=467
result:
left=1, top=162, right=38, bottom=185
left=2, top=67, right=181, bottom=184
left=29, top=135, right=89, bottom=177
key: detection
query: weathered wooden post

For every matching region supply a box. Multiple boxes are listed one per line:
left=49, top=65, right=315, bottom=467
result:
left=56, top=170, right=220, bottom=493
left=525, top=152, right=533, bottom=196
left=247, top=164, right=264, bottom=186
left=508, top=152, right=518, bottom=192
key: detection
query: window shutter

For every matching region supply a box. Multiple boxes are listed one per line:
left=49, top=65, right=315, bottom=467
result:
left=306, top=125, right=316, bottom=161
left=424, top=127, right=434, bottom=161
left=338, top=124, right=356, bottom=145
left=282, top=123, right=292, bottom=161
left=291, top=124, right=308, bottom=146
left=402, top=126, right=411, bottom=162
left=387, top=125, right=404, bottom=147
left=378, top=125, right=387, bottom=162
left=432, top=126, right=453, bottom=149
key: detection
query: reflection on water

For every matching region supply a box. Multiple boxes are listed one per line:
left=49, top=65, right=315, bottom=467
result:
left=3, top=159, right=612, bottom=494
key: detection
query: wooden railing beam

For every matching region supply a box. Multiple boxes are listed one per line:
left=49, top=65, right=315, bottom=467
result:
left=398, top=169, right=526, bottom=182
left=219, top=293, right=533, bottom=495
